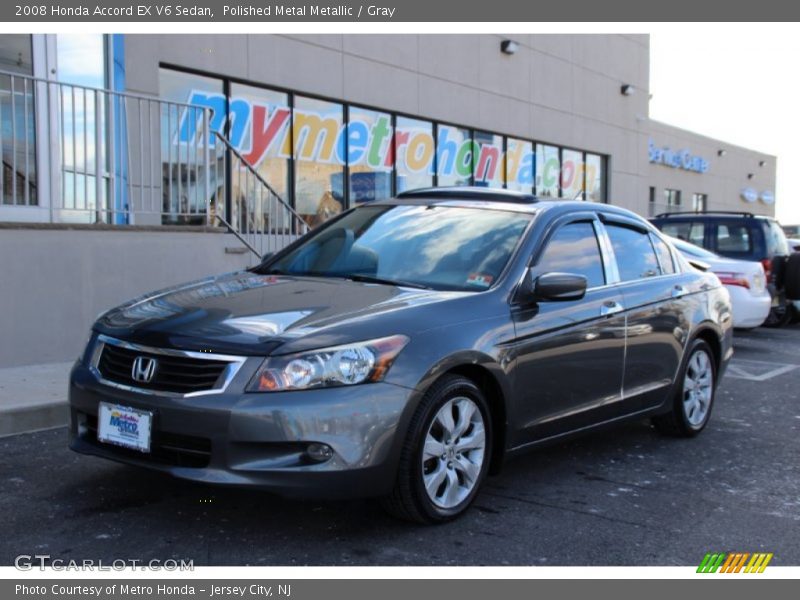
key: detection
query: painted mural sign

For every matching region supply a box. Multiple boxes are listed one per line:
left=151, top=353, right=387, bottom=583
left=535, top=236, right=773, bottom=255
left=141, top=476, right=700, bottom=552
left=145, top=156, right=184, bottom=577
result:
left=178, top=91, right=596, bottom=193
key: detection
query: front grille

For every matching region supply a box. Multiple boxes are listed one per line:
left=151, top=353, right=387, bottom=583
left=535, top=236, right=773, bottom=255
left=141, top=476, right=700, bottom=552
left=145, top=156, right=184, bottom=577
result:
left=97, top=342, right=230, bottom=394
left=84, top=414, right=211, bottom=468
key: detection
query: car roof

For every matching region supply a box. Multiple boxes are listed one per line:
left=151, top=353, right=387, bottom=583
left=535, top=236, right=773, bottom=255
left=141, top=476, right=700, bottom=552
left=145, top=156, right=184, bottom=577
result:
left=381, top=186, right=645, bottom=221
left=651, top=211, right=774, bottom=222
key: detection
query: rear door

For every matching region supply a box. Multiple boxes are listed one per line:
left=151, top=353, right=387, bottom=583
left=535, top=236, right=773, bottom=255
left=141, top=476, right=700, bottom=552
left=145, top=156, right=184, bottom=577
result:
left=600, top=217, right=688, bottom=409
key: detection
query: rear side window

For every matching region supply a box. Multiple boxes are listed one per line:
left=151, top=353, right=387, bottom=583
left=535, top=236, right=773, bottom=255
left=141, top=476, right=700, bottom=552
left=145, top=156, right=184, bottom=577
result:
left=716, top=223, right=754, bottom=254
left=651, top=235, right=676, bottom=274
left=659, top=221, right=705, bottom=247
left=536, top=222, right=605, bottom=288
left=605, top=224, right=660, bottom=281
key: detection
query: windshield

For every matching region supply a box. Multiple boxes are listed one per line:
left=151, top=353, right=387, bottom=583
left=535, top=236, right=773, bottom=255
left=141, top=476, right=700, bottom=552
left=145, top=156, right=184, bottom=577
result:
left=259, top=204, right=532, bottom=291
left=669, top=236, right=718, bottom=259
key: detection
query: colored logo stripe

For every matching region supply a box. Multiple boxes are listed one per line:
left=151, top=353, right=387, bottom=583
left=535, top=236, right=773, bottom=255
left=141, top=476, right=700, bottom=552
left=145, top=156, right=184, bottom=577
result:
left=697, top=552, right=773, bottom=573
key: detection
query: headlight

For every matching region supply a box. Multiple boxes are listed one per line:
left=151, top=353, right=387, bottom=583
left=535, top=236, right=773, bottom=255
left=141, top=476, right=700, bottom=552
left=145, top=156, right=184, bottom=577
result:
left=247, top=335, right=409, bottom=392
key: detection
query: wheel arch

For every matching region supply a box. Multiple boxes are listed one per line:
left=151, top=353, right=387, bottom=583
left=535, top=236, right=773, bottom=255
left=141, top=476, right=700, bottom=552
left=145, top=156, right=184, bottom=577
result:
left=397, top=352, right=512, bottom=477
left=444, top=363, right=508, bottom=475
left=691, top=324, right=723, bottom=375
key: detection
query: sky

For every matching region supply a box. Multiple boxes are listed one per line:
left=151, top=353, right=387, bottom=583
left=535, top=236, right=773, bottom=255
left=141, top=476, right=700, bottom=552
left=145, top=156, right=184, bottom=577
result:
left=649, top=27, right=800, bottom=224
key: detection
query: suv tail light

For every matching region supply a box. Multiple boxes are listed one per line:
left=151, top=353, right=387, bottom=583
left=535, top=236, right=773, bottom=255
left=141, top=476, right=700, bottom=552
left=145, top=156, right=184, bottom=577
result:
left=761, top=259, right=772, bottom=283
left=715, top=271, right=750, bottom=289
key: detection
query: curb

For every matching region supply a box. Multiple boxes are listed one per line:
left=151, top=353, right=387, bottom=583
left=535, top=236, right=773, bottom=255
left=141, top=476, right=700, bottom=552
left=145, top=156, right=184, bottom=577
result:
left=0, top=402, right=69, bottom=438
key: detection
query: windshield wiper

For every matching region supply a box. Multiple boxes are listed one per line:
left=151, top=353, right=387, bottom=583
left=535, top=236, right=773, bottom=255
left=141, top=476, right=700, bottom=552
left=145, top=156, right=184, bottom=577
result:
left=255, top=269, right=434, bottom=290
left=343, top=274, right=434, bottom=290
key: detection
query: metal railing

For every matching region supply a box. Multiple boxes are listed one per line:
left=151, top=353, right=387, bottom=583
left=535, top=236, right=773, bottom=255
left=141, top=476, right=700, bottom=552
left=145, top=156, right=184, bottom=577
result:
left=214, top=131, right=308, bottom=258
left=0, top=70, right=219, bottom=225
left=0, top=69, right=307, bottom=257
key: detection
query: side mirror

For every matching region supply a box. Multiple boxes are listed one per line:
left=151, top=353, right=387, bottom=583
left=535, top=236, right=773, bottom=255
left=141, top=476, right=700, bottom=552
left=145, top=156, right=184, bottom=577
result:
left=532, top=271, right=588, bottom=301
left=261, top=252, right=274, bottom=263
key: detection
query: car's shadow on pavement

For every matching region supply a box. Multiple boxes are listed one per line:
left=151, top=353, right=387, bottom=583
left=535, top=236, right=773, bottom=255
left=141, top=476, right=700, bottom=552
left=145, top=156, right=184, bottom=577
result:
left=52, top=418, right=668, bottom=530
left=6, top=391, right=792, bottom=566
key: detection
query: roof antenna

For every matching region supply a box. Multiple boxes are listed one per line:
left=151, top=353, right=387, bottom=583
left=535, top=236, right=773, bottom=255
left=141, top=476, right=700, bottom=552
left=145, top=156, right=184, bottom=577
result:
left=573, top=190, right=584, bottom=201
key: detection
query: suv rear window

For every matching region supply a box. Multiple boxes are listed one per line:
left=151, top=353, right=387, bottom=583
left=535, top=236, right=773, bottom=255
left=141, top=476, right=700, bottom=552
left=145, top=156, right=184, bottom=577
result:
left=766, top=220, right=790, bottom=256
left=659, top=221, right=705, bottom=247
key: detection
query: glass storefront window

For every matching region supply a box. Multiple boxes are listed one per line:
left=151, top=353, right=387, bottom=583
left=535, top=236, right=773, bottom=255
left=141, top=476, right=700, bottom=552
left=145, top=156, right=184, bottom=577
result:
left=230, top=83, right=291, bottom=232
left=585, top=153, right=605, bottom=202
left=560, top=149, right=584, bottom=199
left=536, top=144, right=559, bottom=197
left=154, top=68, right=612, bottom=228
left=395, top=116, right=433, bottom=192
left=505, top=138, right=534, bottom=192
left=293, top=95, right=344, bottom=227
left=347, top=106, right=393, bottom=204
left=159, top=68, right=223, bottom=224
left=0, top=35, right=35, bottom=206
left=57, top=35, right=107, bottom=221
left=437, top=124, right=473, bottom=187
left=473, top=131, right=504, bottom=188
left=0, top=35, right=33, bottom=75
left=56, top=34, right=105, bottom=88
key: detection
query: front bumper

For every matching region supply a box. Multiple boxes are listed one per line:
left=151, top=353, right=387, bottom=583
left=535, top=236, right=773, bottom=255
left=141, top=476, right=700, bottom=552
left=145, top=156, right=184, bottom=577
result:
left=68, top=361, right=412, bottom=499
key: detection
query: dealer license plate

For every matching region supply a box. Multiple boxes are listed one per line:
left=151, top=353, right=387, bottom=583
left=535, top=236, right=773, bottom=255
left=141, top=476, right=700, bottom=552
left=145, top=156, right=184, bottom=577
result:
left=97, top=402, right=152, bottom=452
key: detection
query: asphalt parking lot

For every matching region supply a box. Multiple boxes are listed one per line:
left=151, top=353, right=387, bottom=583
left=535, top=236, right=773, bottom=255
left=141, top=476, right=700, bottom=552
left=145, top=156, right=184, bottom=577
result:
left=1, top=324, right=799, bottom=567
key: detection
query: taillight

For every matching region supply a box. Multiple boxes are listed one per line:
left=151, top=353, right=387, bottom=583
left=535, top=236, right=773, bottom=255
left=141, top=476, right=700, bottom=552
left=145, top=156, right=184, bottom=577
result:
left=715, top=271, right=750, bottom=289
left=761, top=258, right=772, bottom=283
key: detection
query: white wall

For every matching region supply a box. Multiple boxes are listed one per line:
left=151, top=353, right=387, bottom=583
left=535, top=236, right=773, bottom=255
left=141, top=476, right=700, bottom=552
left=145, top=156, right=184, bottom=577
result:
left=0, top=227, right=254, bottom=367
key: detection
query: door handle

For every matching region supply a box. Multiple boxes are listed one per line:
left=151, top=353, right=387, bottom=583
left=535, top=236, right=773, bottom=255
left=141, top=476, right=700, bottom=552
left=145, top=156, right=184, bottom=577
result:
left=671, top=285, right=688, bottom=298
left=600, top=300, right=624, bottom=316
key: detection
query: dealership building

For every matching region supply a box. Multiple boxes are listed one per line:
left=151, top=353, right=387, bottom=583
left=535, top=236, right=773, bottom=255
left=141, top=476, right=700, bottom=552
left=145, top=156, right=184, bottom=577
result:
left=0, top=33, right=778, bottom=368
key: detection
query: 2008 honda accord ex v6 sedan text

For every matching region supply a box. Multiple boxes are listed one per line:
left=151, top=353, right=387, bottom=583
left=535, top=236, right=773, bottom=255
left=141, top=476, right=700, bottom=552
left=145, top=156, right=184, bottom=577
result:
left=69, top=187, right=733, bottom=523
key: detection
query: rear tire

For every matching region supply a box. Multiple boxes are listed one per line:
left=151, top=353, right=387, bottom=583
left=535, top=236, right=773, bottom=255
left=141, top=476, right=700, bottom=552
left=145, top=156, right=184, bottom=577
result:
left=652, top=339, right=717, bottom=437
left=381, top=375, right=492, bottom=524
left=784, top=253, right=800, bottom=301
left=764, top=303, right=792, bottom=328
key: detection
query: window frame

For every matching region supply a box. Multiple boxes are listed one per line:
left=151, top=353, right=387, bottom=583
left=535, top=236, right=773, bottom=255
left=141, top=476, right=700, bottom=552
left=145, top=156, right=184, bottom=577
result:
left=601, top=219, right=670, bottom=283
left=530, top=213, right=614, bottom=291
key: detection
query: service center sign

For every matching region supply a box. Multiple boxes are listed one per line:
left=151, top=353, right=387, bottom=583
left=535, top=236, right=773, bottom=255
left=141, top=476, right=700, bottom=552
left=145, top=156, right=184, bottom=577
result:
left=648, top=139, right=709, bottom=174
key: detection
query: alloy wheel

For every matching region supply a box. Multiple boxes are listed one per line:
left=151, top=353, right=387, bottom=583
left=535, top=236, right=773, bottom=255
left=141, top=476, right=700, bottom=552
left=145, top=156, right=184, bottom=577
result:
left=421, top=396, right=486, bottom=509
left=682, top=348, right=714, bottom=427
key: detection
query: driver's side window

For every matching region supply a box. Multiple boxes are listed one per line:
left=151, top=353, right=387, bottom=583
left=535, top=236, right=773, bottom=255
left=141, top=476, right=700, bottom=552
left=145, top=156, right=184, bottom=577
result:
left=535, top=222, right=606, bottom=288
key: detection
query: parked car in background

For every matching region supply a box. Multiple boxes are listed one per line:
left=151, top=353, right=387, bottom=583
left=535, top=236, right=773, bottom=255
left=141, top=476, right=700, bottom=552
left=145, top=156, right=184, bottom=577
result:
left=69, top=188, right=733, bottom=523
left=782, top=224, right=800, bottom=238
left=650, top=211, right=800, bottom=327
left=787, top=238, right=800, bottom=253
left=669, top=237, right=770, bottom=329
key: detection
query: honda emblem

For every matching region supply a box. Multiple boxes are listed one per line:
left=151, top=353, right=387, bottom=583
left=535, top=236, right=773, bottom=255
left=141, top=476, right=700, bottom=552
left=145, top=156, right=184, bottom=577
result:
left=131, top=356, right=158, bottom=383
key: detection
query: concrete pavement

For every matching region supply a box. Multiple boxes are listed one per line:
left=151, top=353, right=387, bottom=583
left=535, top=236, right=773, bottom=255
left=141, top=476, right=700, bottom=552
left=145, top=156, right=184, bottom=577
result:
left=0, top=325, right=798, bottom=565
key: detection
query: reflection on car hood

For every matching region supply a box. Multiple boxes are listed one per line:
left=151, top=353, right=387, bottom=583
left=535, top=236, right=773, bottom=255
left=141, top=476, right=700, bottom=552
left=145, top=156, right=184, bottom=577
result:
left=94, top=271, right=456, bottom=354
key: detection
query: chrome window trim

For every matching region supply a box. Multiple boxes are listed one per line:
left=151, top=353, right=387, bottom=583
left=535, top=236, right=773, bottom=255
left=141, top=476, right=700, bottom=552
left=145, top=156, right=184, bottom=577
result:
left=89, top=334, right=248, bottom=398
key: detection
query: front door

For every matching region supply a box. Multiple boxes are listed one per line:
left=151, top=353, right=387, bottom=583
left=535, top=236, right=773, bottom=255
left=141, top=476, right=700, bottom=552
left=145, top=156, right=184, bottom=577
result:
left=509, top=218, right=628, bottom=445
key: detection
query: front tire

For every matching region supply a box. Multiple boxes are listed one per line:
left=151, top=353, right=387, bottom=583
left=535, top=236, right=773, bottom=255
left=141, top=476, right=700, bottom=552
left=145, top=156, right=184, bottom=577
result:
left=652, top=339, right=717, bottom=437
left=381, top=375, right=492, bottom=524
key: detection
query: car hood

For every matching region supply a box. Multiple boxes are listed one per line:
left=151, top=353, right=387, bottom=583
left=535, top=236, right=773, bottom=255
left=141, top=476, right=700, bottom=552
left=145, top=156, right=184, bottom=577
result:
left=94, top=271, right=466, bottom=355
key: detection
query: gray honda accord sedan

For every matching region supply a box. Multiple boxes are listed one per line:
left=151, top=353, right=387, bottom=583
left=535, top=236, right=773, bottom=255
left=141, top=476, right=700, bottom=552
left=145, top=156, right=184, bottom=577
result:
left=69, top=187, right=733, bottom=523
